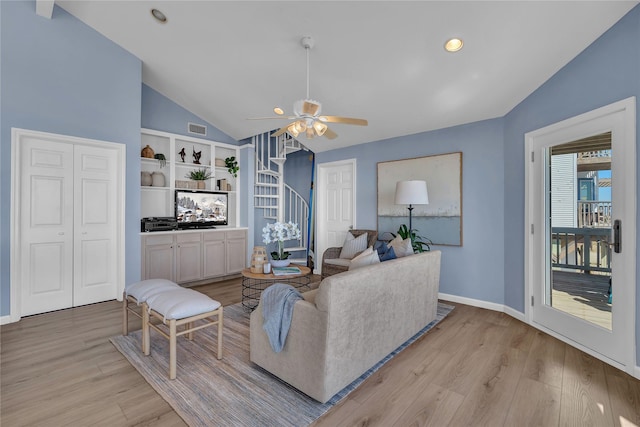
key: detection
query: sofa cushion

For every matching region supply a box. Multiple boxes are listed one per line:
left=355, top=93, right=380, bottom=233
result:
left=339, top=232, right=368, bottom=259
left=389, top=235, right=414, bottom=257
left=379, top=246, right=397, bottom=262
left=349, top=247, right=380, bottom=270
left=374, top=240, right=388, bottom=256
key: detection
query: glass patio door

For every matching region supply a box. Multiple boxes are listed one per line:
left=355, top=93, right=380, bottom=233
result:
left=525, top=98, right=635, bottom=371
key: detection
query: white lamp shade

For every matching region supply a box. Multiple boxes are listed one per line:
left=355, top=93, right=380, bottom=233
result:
left=394, top=180, right=429, bottom=205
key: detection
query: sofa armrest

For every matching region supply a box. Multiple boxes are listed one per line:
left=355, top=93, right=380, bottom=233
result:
left=250, top=298, right=329, bottom=402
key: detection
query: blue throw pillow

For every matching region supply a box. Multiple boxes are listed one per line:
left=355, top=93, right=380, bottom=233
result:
left=379, top=246, right=397, bottom=262
left=374, top=240, right=388, bottom=256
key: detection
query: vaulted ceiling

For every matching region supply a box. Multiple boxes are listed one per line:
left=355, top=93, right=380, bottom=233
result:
left=57, top=1, right=638, bottom=152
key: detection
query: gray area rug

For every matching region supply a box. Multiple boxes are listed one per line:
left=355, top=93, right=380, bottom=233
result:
left=111, top=302, right=453, bottom=427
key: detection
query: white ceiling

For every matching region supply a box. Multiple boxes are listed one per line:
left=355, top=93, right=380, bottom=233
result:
left=57, top=1, right=637, bottom=153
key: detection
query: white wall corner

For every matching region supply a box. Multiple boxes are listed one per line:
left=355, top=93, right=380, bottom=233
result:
left=0, top=315, right=13, bottom=326
left=36, top=1, right=55, bottom=19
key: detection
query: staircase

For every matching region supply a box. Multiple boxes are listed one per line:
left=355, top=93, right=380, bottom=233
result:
left=253, top=132, right=309, bottom=263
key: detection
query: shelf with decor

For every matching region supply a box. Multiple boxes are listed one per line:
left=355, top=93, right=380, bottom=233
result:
left=212, top=146, right=238, bottom=192
left=140, top=129, right=241, bottom=225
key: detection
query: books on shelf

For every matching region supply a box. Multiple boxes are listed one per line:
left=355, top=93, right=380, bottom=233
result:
left=272, top=266, right=301, bottom=276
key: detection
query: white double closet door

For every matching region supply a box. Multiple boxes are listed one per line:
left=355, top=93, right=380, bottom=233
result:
left=14, top=129, right=123, bottom=317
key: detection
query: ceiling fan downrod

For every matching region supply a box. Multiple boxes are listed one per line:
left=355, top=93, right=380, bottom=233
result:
left=301, top=36, right=314, bottom=100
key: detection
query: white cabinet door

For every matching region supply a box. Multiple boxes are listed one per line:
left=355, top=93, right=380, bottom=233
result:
left=73, top=145, right=119, bottom=306
left=20, top=139, right=74, bottom=316
left=203, top=232, right=226, bottom=279
left=143, top=235, right=175, bottom=282
left=176, top=233, right=202, bottom=283
left=226, top=230, right=246, bottom=274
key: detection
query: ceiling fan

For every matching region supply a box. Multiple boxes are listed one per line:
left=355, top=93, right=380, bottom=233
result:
left=249, top=36, right=368, bottom=140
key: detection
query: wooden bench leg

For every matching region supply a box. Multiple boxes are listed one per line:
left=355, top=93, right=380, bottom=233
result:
left=122, top=292, right=128, bottom=336
left=187, top=322, right=194, bottom=341
left=142, top=302, right=150, bottom=356
left=217, top=307, right=223, bottom=360
left=169, top=319, right=177, bottom=380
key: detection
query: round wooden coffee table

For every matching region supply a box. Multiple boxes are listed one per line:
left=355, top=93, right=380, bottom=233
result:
left=241, top=266, right=312, bottom=312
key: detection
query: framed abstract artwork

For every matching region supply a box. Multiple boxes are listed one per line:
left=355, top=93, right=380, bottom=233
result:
left=377, top=152, right=462, bottom=246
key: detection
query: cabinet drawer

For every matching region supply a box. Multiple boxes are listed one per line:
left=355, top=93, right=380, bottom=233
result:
left=144, top=234, right=174, bottom=246
left=203, top=230, right=226, bottom=242
left=226, top=230, right=246, bottom=240
left=177, top=233, right=202, bottom=243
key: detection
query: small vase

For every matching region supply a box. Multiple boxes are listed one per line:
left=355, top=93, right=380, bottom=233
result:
left=141, top=171, right=152, bottom=186
left=197, top=180, right=206, bottom=189
left=151, top=171, right=165, bottom=187
left=141, top=144, right=155, bottom=158
left=270, top=259, right=291, bottom=268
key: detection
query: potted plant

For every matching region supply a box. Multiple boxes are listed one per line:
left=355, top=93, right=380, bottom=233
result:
left=186, top=168, right=212, bottom=189
left=392, top=224, right=432, bottom=253
left=154, top=153, right=167, bottom=168
left=262, top=221, right=301, bottom=267
left=225, top=156, right=239, bottom=177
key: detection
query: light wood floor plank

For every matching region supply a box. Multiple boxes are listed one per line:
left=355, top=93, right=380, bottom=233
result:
left=603, top=363, right=640, bottom=426
left=2, top=278, right=639, bottom=427
left=503, top=377, right=561, bottom=426
left=559, top=345, right=615, bottom=426
left=392, top=382, right=465, bottom=427
left=523, top=330, right=567, bottom=388
left=446, top=346, right=528, bottom=426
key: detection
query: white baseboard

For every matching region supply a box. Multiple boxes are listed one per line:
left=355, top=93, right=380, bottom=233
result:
left=503, top=305, right=526, bottom=322
left=438, top=293, right=507, bottom=313
left=0, top=315, right=12, bottom=325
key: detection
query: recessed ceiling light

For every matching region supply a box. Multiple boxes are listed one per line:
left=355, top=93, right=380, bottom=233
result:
left=444, top=38, right=463, bottom=52
left=151, top=8, right=167, bottom=23
left=273, top=107, right=284, bottom=115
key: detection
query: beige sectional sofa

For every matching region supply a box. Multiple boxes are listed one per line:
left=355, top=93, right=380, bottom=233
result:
left=250, top=250, right=441, bottom=403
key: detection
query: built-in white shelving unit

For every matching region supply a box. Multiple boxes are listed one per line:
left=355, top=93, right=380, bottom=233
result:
left=140, top=128, right=240, bottom=227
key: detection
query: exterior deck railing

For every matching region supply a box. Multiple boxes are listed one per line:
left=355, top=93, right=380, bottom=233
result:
left=551, top=227, right=611, bottom=274
left=577, top=201, right=612, bottom=228
left=577, top=150, right=611, bottom=159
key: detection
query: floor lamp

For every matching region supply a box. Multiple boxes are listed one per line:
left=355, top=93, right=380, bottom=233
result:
left=394, top=180, right=429, bottom=231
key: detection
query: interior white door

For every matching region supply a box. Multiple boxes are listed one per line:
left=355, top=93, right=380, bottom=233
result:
left=525, top=98, right=636, bottom=372
left=14, top=129, right=124, bottom=318
left=316, top=159, right=356, bottom=274
left=20, top=139, right=75, bottom=316
left=73, top=145, right=119, bottom=306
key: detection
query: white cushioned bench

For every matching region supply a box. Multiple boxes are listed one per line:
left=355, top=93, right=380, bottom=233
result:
left=122, top=279, right=223, bottom=379
left=123, top=278, right=180, bottom=335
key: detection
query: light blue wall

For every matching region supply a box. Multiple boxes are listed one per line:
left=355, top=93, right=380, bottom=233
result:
left=0, top=1, right=142, bottom=316
left=283, top=150, right=314, bottom=205
left=503, top=5, right=640, bottom=363
left=141, top=84, right=238, bottom=145
left=316, top=119, right=506, bottom=304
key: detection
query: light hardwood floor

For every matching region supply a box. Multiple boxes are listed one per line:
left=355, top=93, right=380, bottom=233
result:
left=1, top=278, right=639, bottom=426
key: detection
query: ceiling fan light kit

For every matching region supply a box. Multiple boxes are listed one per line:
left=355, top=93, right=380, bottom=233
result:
left=250, top=36, right=368, bottom=141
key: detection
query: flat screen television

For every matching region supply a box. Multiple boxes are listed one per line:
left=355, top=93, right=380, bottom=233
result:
left=175, top=190, right=228, bottom=226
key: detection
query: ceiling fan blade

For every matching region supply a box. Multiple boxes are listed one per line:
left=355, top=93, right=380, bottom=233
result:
left=302, top=101, right=320, bottom=116
left=247, top=116, right=296, bottom=120
left=271, top=126, right=289, bottom=137
left=324, top=127, right=338, bottom=139
left=319, top=115, right=368, bottom=126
